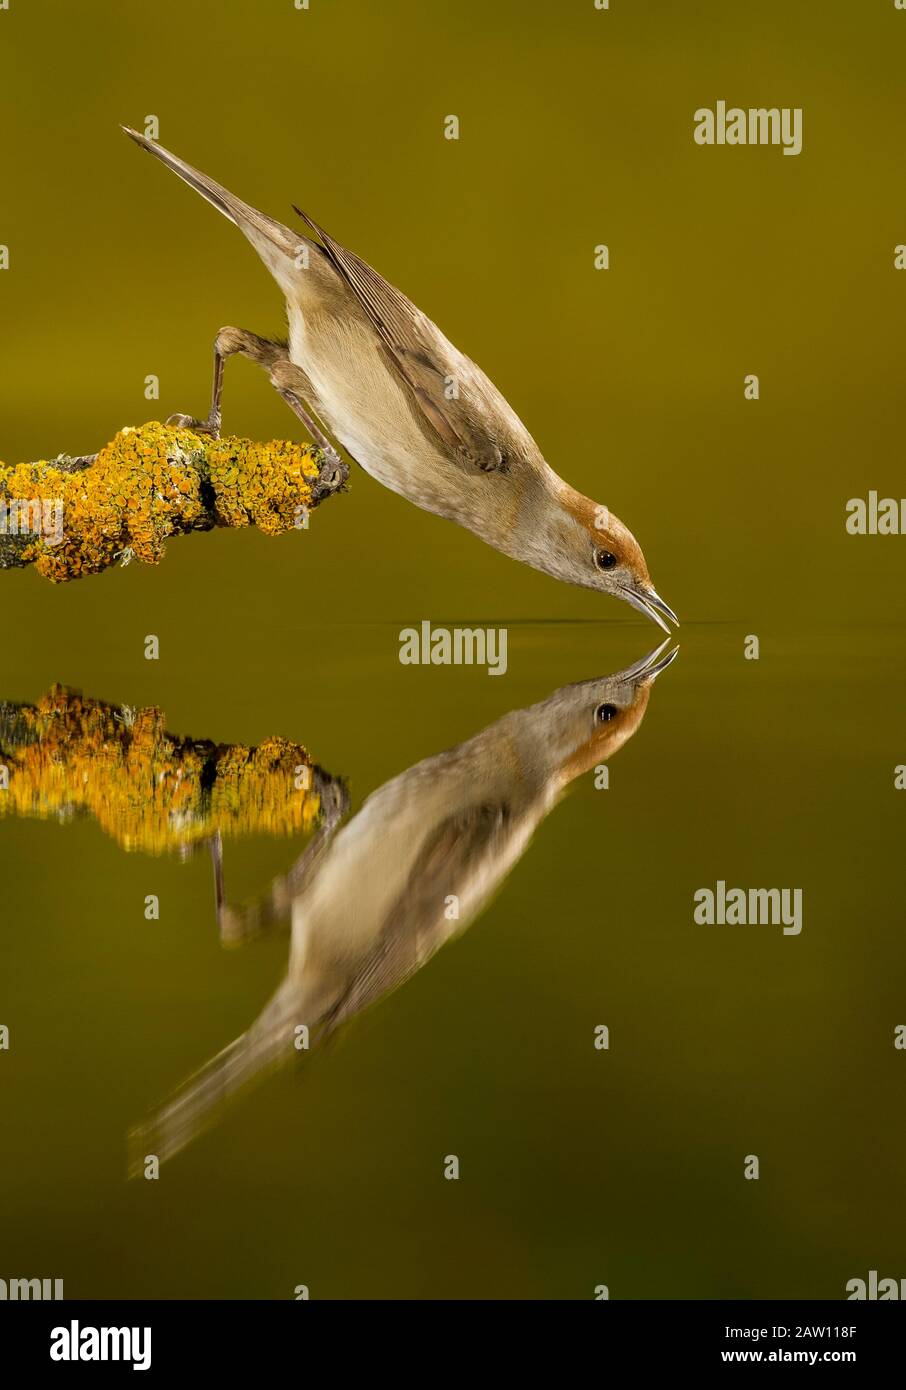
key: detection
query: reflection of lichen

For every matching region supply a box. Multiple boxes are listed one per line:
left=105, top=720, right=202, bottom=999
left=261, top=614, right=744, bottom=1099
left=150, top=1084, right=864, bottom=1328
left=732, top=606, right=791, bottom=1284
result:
left=0, top=422, right=328, bottom=581
left=0, top=687, right=322, bottom=853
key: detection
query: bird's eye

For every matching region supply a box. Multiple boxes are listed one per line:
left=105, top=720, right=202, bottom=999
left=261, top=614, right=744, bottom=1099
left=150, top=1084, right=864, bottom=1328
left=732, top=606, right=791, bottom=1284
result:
left=596, top=703, right=618, bottom=723
left=595, top=549, right=618, bottom=571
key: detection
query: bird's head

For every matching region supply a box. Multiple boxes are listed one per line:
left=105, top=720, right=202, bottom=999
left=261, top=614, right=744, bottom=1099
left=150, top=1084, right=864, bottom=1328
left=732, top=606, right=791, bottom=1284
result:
left=514, top=640, right=679, bottom=788
left=569, top=640, right=679, bottom=770
left=523, top=483, right=678, bottom=634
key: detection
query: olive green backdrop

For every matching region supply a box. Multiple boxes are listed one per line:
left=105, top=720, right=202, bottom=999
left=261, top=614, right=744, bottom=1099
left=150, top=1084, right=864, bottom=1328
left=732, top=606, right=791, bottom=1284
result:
left=1, top=0, right=904, bottom=1299
left=3, top=0, right=905, bottom=634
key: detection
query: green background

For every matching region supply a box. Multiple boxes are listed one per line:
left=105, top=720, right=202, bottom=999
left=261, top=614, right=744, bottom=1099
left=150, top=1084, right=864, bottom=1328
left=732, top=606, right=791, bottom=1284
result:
left=0, top=0, right=904, bottom=1298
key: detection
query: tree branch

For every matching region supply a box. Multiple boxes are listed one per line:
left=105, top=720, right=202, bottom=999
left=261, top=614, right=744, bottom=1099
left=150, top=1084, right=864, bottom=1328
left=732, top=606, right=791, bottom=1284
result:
left=0, top=421, right=347, bottom=581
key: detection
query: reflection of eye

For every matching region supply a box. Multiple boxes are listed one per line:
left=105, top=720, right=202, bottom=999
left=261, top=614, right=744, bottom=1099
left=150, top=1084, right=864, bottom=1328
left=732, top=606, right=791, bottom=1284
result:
left=595, top=549, right=617, bottom=570
left=596, top=703, right=618, bottom=723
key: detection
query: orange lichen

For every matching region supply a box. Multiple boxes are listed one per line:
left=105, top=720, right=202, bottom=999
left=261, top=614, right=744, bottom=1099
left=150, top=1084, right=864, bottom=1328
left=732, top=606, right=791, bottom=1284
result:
left=0, top=422, right=323, bottom=582
left=0, top=687, right=323, bottom=853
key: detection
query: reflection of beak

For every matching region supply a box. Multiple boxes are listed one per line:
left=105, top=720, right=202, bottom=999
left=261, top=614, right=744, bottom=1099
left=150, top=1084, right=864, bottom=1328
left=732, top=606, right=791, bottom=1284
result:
left=619, top=638, right=680, bottom=683
left=620, top=583, right=680, bottom=635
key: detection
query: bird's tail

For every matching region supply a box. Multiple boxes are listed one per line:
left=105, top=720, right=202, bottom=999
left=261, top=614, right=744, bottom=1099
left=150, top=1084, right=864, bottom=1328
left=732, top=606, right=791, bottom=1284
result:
left=121, top=126, right=306, bottom=289
left=127, top=977, right=315, bottom=1175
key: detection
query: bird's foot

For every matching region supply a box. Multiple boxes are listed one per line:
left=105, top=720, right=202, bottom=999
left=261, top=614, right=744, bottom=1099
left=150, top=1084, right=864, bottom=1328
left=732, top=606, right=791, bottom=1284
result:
left=166, top=411, right=222, bottom=440
left=316, top=444, right=346, bottom=490
left=272, top=380, right=344, bottom=484
left=313, top=446, right=349, bottom=500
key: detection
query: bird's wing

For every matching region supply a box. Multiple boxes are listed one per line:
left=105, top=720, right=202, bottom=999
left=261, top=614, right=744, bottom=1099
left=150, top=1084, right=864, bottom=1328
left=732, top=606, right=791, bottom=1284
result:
left=319, top=801, right=510, bottom=1037
left=293, top=207, right=512, bottom=473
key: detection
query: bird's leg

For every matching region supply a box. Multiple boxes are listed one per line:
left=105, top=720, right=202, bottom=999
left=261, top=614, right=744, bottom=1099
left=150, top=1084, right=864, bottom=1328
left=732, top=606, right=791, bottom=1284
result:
left=209, top=830, right=225, bottom=915
left=167, top=330, right=346, bottom=484
left=207, top=826, right=288, bottom=944
left=268, top=358, right=345, bottom=485
left=215, top=774, right=349, bottom=947
left=167, top=327, right=286, bottom=438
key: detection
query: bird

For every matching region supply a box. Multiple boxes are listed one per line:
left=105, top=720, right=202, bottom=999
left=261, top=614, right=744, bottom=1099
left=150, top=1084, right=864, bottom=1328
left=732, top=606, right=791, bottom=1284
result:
left=128, top=640, right=678, bottom=1169
left=122, top=126, right=678, bottom=634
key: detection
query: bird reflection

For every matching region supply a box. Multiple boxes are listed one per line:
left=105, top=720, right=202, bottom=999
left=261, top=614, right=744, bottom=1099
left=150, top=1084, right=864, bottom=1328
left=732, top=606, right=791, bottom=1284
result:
left=129, top=641, right=678, bottom=1172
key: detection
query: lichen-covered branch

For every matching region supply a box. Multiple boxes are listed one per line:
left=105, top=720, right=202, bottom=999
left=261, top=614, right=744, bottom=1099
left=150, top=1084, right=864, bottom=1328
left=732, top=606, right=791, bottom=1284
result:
left=0, top=421, right=347, bottom=581
left=0, top=686, right=334, bottom=852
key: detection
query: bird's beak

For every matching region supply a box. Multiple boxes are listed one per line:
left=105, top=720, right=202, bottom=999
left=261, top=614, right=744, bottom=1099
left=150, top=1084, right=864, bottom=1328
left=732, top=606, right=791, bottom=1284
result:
left=618, top=638, right=680, bottom=683
left=619, top=583, right=680, bottom=635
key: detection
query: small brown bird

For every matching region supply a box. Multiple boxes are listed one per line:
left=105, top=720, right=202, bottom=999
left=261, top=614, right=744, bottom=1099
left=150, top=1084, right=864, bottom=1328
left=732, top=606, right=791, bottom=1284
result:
left=129, top=640, right=678, bottom=1167
left=123, top=127, right=677, bottom=633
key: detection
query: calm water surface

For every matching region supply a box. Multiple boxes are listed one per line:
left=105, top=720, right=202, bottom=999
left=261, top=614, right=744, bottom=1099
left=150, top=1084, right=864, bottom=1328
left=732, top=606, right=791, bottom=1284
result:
left=1, top=621, right=903, bottom=1298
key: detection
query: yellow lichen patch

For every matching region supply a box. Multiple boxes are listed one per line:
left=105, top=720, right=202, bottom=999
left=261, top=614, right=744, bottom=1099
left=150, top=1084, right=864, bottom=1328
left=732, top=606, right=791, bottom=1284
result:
left=0, top=423, right=321, bottom=582
left=0, top=687, right=323, bottom=854
left=206, top=435, right=320, bottom=534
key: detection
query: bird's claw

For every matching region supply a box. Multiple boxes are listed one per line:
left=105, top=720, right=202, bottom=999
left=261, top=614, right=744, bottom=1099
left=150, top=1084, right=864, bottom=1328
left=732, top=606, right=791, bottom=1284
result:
left=317, top=448, right=347, bottom=493
left=166, top=412, right=222, bottom=439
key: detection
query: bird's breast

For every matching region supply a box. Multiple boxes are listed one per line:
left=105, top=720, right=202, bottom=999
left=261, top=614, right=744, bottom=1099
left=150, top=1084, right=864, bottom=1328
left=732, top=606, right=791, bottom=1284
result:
left=286, top=305, right=517, bottom=537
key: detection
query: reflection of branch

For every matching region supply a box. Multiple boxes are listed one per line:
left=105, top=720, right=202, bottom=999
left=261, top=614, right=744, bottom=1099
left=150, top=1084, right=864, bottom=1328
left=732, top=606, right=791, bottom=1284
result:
left=0, top=421, right=347, bottom=581
left=0, top=686, right=334, bottom=853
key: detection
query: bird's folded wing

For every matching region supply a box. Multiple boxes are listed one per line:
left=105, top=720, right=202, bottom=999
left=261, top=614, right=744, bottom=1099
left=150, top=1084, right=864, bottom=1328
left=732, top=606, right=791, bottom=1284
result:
left=294, top=207, right=510, bottom=474
left=318, top=801, right=510, bottom=1038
